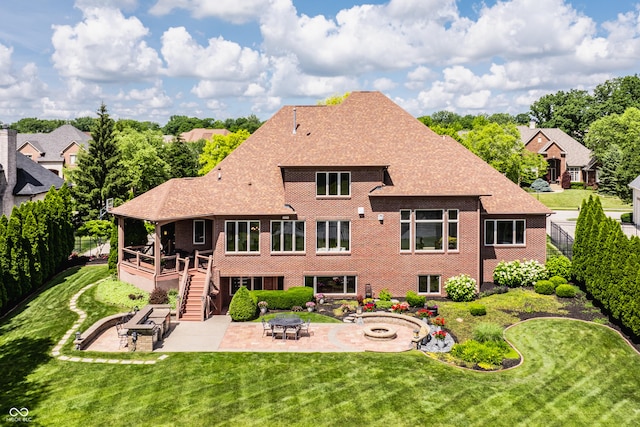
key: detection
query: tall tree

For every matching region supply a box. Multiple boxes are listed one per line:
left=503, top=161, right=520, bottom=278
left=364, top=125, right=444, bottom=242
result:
left=591, top=75, right=640, bottom=118
left=584, top=107, right=640, bottom=202
left=116, top=128, right=171, bottom=197
left=199, top=130, right=250, bottom=175
left=161, top=140, right=200, bottom=178
left=460, top=122, right=546, bottom=185
left=68, top=103, right=123, bottom=221
left=529, top=89, right=594, bottom=142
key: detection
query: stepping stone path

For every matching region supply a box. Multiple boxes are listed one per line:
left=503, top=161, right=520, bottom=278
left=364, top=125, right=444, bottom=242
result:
left=51, top=280, right=168, bottom=365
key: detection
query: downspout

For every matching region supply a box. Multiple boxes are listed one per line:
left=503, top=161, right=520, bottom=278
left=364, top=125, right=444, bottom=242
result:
left=117, top=216, right=124, bottom=280
left=154, top=223, right=161, bottom=287
left=477, top=198, right=482, bottom=290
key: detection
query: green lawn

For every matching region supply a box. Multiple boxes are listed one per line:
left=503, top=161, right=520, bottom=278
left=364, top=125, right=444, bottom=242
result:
left=2, top=266, right=640, bottom=426
left=535, top=189, right=632, bottom=211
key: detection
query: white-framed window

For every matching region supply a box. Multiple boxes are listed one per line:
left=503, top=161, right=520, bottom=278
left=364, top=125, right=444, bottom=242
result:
left=401, top=209, right=458, bottom=252
left=69, top=154, right=77, bottom=165
left=485, top=219, right=525, bottom=246
left=316, top=220, right=350, bottom=252
left=415, top=210, right=444, bottom=251
left=226, top=220, right=260, bottom=253
left=568, top=167, right=581, bottom=182
left=400, top=210, right=411, bottom=251
left=418, top=275, right=441, bottom=294
left=316, top=172, right=350, bottom=196
left=305, top=275, right=357, bottom=294
left=448, top=210, right=458, bottom=251
left=230, top=277, right=263, bottom=294
left=271, top=220, right=305, bottom=252
left=193, top=220, right=205, bottom=245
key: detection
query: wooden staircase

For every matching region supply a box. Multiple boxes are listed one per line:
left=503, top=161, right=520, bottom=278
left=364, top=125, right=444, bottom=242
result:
left=180, top=271, right=207, bottom=321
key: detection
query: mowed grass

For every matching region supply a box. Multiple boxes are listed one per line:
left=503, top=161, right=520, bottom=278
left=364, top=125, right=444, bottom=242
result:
left=2, top=266, right=640, bottom=426
left=535, top=189, right=632, bottom=211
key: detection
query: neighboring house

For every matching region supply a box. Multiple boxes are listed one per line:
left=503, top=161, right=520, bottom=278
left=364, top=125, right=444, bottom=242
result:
left=518, top=124, right=596, bottom=186
left=17, top=124, right=90, bottom=178
left=179, top=128, right=230, bottom=142
left=1, top=128, right=65, bottom=217
left=629, top=176, right=640, bottom=225
left=112, top=92, right=551, bottom=320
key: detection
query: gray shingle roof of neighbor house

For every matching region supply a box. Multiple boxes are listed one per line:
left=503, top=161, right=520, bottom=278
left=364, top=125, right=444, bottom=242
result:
left=517, top=126, right=593, bottom=168
left=17, top=124, right=90, bottom=161
left=14, top=152, right=65, bottom=196
left=112, top=91, right=552, bottom=222
left=628, top=175, right=640, bottom=190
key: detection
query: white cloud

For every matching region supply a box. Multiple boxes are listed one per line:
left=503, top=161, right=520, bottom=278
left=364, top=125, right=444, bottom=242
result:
left=456, top=90, right=491, bottom=109
left=161, top=27, right=266, bottom=80
left=372, top=78, right=396, bottom=91
left=51, top=7, right=162, bottom=82
left=150, top=0, right=269, bottom=24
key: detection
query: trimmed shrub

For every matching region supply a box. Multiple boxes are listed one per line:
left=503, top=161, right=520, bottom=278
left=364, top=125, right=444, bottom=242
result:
left=450, top=340, right=510, bottom=366
left=546, top=255, right=571, bottom=279
left=472, top=322, right=504, bottom=343
left=530, top=178, right=552, bottom=192
left=570, top=182, right=585, bottom=189
left=405, top=290, right=426, bottom=307
left=493, top=259, right=547, bottom=288
left=534, top=280, right=555, bottom=295
left=149, top=288, right=169, bottom=304
left=229, top=286, right=257, bottom=321
left=445, top=274, right=477, bottom=302
left=469, top=303, right=487, bottom=316
left=250, top=287, right=314, bottom=310
left=375, top=300, right=393, bottom=310
left=548, top=276, right=568, bottom=288
left=378, top=288, right=392, bottom=301
left=621, top=212, right=633, bottom=223
left=556, top=284, right=577, bottom=298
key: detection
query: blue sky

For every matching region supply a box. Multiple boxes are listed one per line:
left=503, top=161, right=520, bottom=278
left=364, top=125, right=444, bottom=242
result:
left=1, top=0, right=640, bottom=126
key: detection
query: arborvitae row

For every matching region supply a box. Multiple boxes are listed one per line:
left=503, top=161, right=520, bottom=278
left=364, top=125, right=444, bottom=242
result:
left=0, top=185, right=75, bottom=314
left=572, top=196, right=640, bottom=336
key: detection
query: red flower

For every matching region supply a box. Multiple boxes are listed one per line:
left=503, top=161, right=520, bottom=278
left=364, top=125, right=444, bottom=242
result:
left=433, top=316, right=446, bottom=326
left=433, top=330, right=447, bottom=340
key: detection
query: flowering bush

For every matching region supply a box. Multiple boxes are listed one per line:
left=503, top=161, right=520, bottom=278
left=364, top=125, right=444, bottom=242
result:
left=432, top=316, right=446, bottom=327
left=433, top=330, right=447, bottom=340
left=391, top=302, right=409, bottom=313
left=305, top=301, right=316, bottom=308
left=417, top=308, right=433, bottom=319
left=258, top=301, right=268, bottom=309
left=363, top=302, right=375, bottom=312
left=445, top=274, right=477, bottom=302
left=493, top=259, right=547, bottom=288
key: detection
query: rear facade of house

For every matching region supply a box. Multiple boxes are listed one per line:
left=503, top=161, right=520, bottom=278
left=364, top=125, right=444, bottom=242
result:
left=112, top=92, right=551, bottom=315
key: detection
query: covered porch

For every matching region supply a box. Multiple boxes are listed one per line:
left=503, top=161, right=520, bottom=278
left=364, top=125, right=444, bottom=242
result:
left=116, top=216, right=221, bottom=321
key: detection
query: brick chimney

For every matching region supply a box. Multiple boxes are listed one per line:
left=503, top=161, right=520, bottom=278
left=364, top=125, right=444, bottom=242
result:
left=0, top=127, right=17, bottom=216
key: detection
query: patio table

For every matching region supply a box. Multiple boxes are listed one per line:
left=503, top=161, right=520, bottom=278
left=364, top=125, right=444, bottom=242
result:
left=268, top=316, right=303, bottom=340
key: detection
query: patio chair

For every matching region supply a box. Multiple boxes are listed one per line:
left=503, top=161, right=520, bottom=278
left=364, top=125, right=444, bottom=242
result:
left=298, top=319, right=311, bottom=337
left=261, top=318, right=273, bottom=337
left=285, top=325, right=300, bottom=341
left=115, top=322, right=128, bottom=348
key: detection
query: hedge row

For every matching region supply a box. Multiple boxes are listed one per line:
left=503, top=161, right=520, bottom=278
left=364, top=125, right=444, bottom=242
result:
left=0, top=186, right=75, bottom=314
left=249, top=286, right=314, bottom=310
left=572, top=196, right=640, bottom=336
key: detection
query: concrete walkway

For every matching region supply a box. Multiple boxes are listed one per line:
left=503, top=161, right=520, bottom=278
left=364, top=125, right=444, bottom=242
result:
left=548, top=210, right=638, bottom=239
left=154, top=316, right=232, bottom=352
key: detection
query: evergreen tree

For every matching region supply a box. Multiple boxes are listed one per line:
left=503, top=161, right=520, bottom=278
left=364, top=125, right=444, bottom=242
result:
left=68, top=103, right=123, bottom=221
left=22, top=206, right=42, bottom=289
left=571, top=196, right=592, bottom=283
left=6, top=207, right=26, bottom=298
left=108, top=217, right=118, bottom=274
left=0, top=218, right=6, bottom=311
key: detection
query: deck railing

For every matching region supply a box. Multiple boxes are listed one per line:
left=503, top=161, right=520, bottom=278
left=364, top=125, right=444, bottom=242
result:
left=176, top=256, right=190, bottom=320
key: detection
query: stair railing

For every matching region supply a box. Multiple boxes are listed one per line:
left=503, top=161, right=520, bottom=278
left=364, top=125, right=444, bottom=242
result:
left=176, top=255, right=190, bottom=320
left=201, top=255, right=215, bottom=320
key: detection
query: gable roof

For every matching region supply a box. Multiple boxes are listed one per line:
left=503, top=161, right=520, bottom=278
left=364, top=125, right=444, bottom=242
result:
left=629, top=175, right=640, bottom=190
left=17, top=124, right=90, bottom=162
left=180, top=128, right=230, bottom=142
left=113, top=92, right=551, bottom=221
left=14, top=153, right=65, bottom=196
left=517, top=126, right=592, bottom=167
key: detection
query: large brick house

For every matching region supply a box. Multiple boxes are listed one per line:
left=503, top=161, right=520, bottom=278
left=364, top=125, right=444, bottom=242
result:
left=518, top=124, right=595, bottom=186
left=17, top=124, right=90, bottom=178
left=111, top=92, right=551, bottom=320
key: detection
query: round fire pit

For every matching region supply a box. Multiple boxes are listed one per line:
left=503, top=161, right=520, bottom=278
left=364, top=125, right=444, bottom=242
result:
left=363, top=324, right=397, bottom=341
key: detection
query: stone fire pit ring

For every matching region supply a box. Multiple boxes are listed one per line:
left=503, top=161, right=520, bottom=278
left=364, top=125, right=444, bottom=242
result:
left=363, top=323, right=398, bottom=341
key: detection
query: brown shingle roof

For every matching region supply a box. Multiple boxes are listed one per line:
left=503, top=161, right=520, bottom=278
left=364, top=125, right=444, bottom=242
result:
left=179, top=128, right=230, bottom=142
left=112, top=92, right=551, bottom=221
